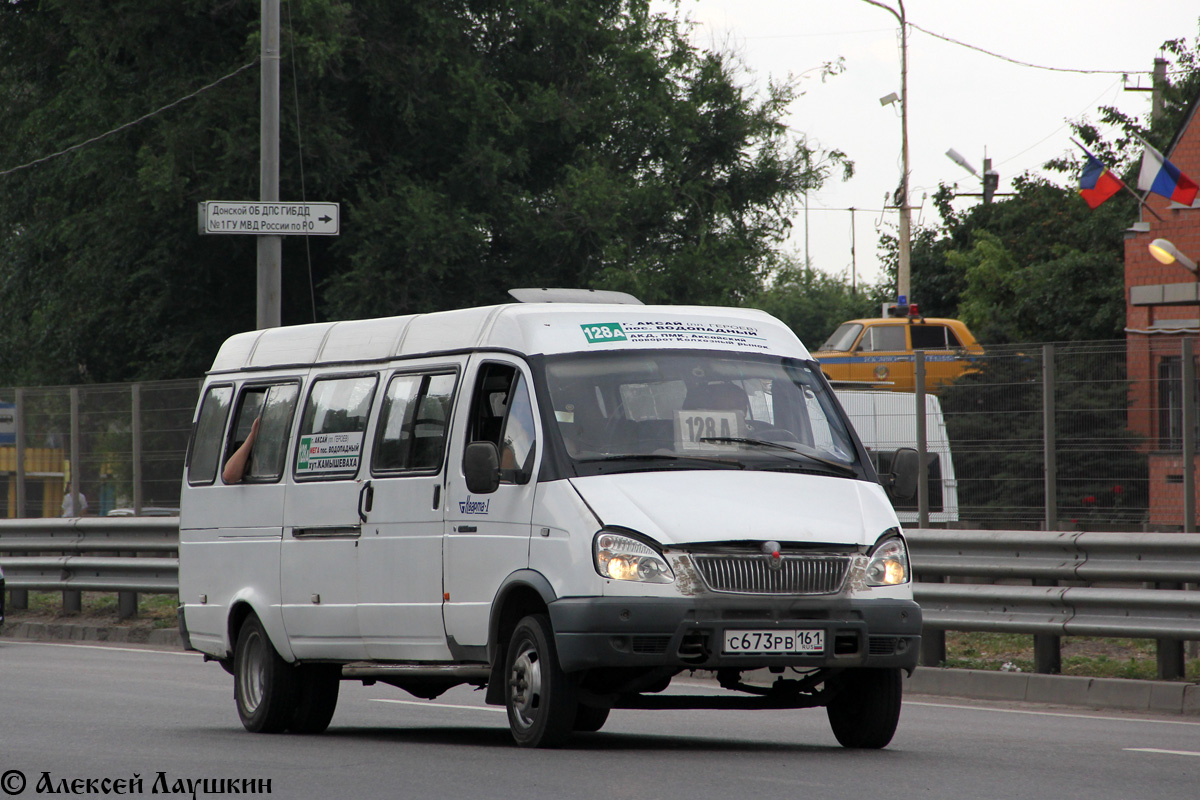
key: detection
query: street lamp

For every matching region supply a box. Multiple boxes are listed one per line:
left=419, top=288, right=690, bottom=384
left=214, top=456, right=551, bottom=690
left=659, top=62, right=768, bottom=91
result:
left=1149, top=238, right=1198, bottom=272
left=861, top=0, right=910, bottom=301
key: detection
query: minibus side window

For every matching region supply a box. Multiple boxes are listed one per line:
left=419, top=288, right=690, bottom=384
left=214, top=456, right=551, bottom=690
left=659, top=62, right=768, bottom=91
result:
left=500, top=375, right=536, bottom=483
left=373, top=372, right=456, bottom=474
left=295, top=375, right=378, bottom=480
left=467, top=364, right=536, bottom=485
left=188, top=386, right=232, bottom=485
left=225, top=383, right=299, bottom=483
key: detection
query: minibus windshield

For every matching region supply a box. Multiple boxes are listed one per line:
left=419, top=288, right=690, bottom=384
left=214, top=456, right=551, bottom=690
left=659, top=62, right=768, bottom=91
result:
left=542, top=350, right=863, bottom=477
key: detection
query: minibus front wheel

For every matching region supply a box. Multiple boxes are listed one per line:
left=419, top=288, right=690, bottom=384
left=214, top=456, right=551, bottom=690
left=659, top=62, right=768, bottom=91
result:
left=234, top=614, right=297, bottom=733
left=504, top=614, right=579, bottom=747
left=825, top=667, right=902, bottom=749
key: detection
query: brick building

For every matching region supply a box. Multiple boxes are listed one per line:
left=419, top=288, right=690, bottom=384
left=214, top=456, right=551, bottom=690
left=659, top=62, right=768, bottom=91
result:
left=1125, top=87, right=1200, bottom=527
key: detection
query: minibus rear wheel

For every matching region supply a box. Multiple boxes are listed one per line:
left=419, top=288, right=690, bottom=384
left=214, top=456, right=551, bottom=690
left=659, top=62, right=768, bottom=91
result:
left=233, top=614, right=297, bottom=733
left=825, top=667, right=902, bottom=749
left=289, top=664, right=340, bottom=734
left=504, top=613, right=579, bottom=747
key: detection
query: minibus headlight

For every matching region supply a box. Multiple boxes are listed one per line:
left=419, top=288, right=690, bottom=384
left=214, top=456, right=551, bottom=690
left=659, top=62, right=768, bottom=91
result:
left=865, top=535, right=910, bottom=586
left=593, top=531, right=674, bottom=584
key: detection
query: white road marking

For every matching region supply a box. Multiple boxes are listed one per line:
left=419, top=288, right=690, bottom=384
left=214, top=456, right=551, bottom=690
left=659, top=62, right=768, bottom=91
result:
left=1124, top=748, right=1200, bottom=757
left=371, top=698, right=505, bottom=714
left=907, top=700, right=1200, bottom=727
left=2, top=639, right=199, bottom=657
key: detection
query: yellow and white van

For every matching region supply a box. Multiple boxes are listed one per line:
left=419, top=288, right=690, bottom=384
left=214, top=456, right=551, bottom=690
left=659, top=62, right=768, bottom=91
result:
left=178, top=290, right=921, bottom=749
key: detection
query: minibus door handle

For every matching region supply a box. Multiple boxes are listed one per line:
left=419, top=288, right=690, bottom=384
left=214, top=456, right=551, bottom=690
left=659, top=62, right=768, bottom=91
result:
left=358, top=480, right=374, bottom=522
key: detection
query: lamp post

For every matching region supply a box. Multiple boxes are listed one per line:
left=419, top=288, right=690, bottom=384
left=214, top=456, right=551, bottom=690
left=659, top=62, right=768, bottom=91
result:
left=861, top=0, right=910, bottom=301
left=1149, top=238, right=1198, bottom=272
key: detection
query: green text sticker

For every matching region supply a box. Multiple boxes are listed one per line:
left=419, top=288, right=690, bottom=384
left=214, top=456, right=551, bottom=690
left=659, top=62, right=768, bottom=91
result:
left=580, top=322, right=627, bottom=344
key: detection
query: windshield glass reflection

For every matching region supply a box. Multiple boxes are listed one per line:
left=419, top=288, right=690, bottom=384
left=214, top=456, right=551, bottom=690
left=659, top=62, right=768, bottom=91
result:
left=542, top=350, right=861, bottom=475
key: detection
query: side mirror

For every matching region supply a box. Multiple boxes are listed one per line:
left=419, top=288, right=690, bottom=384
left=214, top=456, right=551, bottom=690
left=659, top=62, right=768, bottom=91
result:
left=886, top=447, right=919, bottom=501
left=464, top=441, right=501, bottom=494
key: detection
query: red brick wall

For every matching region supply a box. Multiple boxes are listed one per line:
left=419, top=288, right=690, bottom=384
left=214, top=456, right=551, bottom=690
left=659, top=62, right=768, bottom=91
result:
left=1126, top=111, right=1200, bottom=526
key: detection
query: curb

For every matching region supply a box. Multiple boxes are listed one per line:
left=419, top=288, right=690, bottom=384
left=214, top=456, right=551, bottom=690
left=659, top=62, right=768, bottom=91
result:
left=1, top=620, right=183, bottom=648
left=4, top=621, right=1197, bottom=716
left=903, top=665, right=1200, bottom=716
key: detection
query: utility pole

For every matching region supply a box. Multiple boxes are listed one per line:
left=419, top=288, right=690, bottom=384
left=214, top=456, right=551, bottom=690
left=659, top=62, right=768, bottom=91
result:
left=1125, top=56, right=1168, bottom=123
left=983, top=157, right=998, bottom=204
left=861, top=0, right=910, bottom=300
left=258, top=0, right=282, bottom=329
left=897, top=0, right=910, bottom=301
left=849, top=207, right=857, bottom=297
left=1152, top=56, right=1167, bottom=122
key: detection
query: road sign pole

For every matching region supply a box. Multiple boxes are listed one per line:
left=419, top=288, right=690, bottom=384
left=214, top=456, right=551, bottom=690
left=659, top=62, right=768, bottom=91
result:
left=258, top=0, right=281, bottom=330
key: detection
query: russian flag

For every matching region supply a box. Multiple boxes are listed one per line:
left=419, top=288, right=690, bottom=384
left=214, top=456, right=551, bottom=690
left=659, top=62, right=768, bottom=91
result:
left=1078, top=152, right=1123, bottom=209
left=1138, top=140, right=1199, bottom=206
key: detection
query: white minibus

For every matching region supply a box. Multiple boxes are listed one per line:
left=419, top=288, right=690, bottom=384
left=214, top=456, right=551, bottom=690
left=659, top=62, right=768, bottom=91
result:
left=178, top=290, right=921, bottom=748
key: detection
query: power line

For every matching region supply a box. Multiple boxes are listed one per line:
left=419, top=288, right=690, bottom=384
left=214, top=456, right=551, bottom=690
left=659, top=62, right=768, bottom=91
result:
left=909, top=22, right=1140, bottom=76
left=0, top=59, right=260, bottom=179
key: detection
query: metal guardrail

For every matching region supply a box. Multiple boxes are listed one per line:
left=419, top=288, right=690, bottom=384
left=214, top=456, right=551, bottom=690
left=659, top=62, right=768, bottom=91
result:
left=1, top=520, right=1198, bottom=644
left=0, top=517, right=179, bottom=594
left=906, top=528, right=1200, bottom=641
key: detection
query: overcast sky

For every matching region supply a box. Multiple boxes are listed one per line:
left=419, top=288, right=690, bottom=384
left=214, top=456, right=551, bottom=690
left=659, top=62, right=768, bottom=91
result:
left=655, top=1, right=1200, bottom=297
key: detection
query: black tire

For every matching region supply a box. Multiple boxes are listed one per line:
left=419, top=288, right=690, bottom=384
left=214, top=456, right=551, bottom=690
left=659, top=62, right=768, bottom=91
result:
left=825, top=668, right=903, bottom=749
left=233, top=614, right=297, bottom=733
left=573, top=704, right=610, bottom=733
left=504, top=613, right=579, bottom=748
left=289, top=664, right=340, bottom=734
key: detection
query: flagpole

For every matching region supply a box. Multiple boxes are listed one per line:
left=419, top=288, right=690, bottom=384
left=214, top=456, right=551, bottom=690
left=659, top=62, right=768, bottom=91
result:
left=1071, top=138, right=1163, bottom=222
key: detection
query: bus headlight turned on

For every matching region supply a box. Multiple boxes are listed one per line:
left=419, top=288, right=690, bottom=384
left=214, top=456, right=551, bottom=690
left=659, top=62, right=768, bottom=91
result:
left=865, top=534, right=910, bottom=586
left=593, top=530, right=674, bottom=583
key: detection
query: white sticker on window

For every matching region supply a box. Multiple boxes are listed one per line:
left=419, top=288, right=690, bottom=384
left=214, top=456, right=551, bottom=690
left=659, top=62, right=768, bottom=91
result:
left=297, top=431, right=364, bottom=473
left=674, top=410, right=746, bottom=451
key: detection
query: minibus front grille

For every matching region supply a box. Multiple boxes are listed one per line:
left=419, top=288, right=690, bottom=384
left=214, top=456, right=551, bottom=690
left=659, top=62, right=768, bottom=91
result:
left=691, top=554, right=850, bottom=595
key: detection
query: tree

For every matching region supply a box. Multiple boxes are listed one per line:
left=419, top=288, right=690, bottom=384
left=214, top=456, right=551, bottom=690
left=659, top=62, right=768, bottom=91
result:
left=0, top=0, right=849, bottom=383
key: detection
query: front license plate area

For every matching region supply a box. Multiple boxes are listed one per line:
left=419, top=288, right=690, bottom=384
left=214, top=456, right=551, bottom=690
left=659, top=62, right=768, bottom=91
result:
left=723, top=629, right=825, bottom=655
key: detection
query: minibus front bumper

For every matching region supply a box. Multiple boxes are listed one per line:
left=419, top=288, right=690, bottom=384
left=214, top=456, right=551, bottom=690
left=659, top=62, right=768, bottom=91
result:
left=548, top=595, right=921, bottom=673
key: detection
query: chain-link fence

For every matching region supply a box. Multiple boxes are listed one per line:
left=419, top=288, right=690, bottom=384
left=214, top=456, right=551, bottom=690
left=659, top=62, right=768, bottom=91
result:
left=1, top=338, right=1199, bottom=529
left=0, top=380, right=199, bottom=518
left=839, top=337, right=1200, bottom=531
left=937, top=341, right=1148, bottom=530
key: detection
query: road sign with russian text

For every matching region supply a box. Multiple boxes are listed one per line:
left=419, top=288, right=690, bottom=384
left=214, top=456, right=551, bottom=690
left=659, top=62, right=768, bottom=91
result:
left=198, top=201, right=340, bottom=235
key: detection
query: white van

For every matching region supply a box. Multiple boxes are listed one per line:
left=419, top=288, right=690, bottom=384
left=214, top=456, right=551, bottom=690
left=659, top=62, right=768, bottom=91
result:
left=833, top=389, right=959, bottom=525
left=178, top=291, right=922, bottom=749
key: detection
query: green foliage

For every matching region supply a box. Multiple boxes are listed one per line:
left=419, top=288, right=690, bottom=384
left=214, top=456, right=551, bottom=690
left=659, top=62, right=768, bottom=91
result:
left=0, top=0, right=847, bottom=383
left=745, top=256, right=889, bottom=349
left=880, top=176, right=1134, bottom=345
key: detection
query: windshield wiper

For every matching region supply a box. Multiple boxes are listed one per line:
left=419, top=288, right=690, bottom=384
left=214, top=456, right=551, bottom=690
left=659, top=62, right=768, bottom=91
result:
left=698, top=437, right=857, bottom=476
left=578, top=453, right=745, bottom=469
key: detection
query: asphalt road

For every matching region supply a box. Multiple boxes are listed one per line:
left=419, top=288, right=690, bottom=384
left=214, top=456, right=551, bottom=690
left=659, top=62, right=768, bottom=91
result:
left=1, top=639, right=1198, bottom=800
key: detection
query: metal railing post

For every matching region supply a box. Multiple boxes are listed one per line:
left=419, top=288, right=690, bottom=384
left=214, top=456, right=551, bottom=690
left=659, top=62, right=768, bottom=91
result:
left=64, top=387, right=82, bottom=614
left=916, top=351, right=929, bottom=527
left=1035, top=344, right=1061, bottom=674
left=11, top=387, right=28, bottom=610
left=1043, top=344, right=1058, bottom=530
left=1158, top=339, right=1194, bottom=680
left=914, top=351, right=945, bottom=666
left=120, top=383, right=143, bottom=620
left=14, top=387, right=26, bottom=519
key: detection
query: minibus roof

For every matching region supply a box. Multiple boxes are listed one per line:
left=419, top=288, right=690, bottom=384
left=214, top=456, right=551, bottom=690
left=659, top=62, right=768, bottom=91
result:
left=209, top=303, right=810, bottom=373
